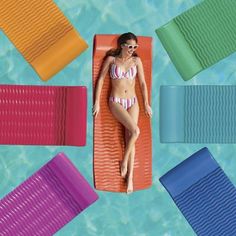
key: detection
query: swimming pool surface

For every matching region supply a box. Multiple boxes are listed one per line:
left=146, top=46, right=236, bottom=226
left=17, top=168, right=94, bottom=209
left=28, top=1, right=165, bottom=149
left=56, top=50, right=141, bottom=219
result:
left=1, top=0, right=236, bottom=235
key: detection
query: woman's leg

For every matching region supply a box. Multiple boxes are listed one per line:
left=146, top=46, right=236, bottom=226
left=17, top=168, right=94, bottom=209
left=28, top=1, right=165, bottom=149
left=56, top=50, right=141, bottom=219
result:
left=126, top=102, right=139, bottom=194
left=109, top=101, right=140, bottom=178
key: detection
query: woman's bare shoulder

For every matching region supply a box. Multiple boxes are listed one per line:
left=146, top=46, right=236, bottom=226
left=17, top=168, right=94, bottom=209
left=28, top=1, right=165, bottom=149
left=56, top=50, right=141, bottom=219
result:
left=134, top=56, right=142, bottom=64
left=105, top=56, right=115, bottom=63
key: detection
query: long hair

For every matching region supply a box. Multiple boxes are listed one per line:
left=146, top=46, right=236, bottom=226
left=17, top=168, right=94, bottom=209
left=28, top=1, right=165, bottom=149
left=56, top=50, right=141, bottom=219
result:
left=106, top=32, right=138, bottom=58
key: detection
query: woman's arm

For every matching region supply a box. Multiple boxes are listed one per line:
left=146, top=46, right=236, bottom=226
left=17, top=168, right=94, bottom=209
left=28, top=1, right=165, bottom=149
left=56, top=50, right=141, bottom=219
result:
left=136, top=57, right=152, bottom=117
left=93, top=56, right=113, bottom=117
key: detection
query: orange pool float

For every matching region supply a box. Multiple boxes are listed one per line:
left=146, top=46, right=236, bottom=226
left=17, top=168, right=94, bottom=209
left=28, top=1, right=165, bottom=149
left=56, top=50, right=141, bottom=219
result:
left=0, top=0, right=88, bottom=81
left=93, top=34, right=152, bottom=192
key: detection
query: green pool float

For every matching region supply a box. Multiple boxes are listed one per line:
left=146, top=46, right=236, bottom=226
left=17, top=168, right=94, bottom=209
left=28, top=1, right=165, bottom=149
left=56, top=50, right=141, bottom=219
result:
left=156, top=0, right=236, bottom=81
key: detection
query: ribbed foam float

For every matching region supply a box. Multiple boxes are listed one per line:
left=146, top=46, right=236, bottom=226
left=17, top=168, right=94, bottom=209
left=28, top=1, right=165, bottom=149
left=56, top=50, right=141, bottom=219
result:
left=93, top=34, right=152, bottom=192
left=0, top=0, right=88, bottom=81
left=0, top=85, right=87, bottom=146
left=156, top=0, right=236, bottom=81
left=160, top=147, right=236, bottom=236
left=0, top=152, right=98, bottom=236
left=160, top=85, right=236, bottom=143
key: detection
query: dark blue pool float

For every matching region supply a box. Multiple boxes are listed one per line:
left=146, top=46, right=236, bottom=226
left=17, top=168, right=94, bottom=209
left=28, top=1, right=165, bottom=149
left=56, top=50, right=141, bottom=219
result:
left=160, top=147, right=236, bottom=236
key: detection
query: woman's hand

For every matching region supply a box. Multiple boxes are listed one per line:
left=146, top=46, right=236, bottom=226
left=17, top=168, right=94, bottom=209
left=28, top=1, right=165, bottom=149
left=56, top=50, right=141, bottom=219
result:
left=93, top=102, right=100, bottom=117
left=144, top=103, right=152, bottom=118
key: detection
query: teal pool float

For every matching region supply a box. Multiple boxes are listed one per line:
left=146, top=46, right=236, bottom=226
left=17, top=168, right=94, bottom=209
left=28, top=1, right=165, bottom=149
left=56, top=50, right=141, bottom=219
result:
left=160, top=85, right=236, bottom=143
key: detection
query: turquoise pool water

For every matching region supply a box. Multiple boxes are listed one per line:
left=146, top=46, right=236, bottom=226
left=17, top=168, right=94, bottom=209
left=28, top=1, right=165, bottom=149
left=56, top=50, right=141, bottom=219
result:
left=1, top=0, right=236, bottom=235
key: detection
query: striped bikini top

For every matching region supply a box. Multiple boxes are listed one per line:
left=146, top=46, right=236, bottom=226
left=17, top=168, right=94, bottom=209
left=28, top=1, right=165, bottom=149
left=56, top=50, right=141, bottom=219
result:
left=110, top=57, right=137, bottom=80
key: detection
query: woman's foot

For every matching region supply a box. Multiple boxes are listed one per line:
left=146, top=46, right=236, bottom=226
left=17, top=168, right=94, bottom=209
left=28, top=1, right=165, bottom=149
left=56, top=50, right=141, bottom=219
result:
left=127, top=176, right=133, bottom=194
left=120, top=161, right=128, bottom=178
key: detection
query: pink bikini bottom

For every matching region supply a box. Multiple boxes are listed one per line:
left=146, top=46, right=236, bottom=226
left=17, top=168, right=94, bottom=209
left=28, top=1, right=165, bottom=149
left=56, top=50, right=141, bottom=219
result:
left=109, top=96, right=136, bottom=110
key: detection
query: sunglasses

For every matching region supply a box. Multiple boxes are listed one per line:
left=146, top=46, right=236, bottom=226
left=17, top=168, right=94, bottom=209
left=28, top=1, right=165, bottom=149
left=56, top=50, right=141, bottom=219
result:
left=123, top=43, right=139, bottom=50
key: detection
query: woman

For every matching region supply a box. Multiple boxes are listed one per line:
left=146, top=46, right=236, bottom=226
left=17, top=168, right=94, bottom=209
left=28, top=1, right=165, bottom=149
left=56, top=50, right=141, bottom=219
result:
left=93, top=32, right=152, bottom=194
